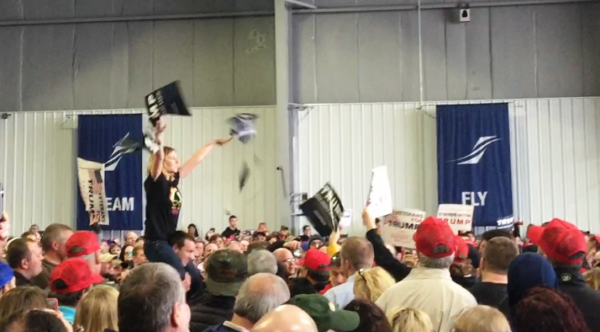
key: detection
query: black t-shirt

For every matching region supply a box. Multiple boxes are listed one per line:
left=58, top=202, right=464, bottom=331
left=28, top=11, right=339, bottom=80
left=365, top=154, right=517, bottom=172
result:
left=221, top=227, right=240, bottom=239
left=144, top=172, right=182, bottom=241
left=469, top=282, right=507, bottom=308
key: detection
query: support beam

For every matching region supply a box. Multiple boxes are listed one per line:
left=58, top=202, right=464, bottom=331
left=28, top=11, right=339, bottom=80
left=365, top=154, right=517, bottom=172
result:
left=285, top=0, right=318, bottom=9
left=275, top=0, right=294, bottom=231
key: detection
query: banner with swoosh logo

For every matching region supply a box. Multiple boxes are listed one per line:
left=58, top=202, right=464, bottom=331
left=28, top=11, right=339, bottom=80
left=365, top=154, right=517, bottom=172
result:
left=436, top=103, right=513, bottom=233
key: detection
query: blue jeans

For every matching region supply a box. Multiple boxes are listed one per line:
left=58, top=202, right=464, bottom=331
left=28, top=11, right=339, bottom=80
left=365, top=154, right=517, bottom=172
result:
left=144, top=240, right=202, bottom=297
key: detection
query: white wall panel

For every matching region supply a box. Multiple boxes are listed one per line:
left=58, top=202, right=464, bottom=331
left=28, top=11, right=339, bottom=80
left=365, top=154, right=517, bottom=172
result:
left=297, top=98, right=600, bottom=236
left=0, top=107, right=279, bottom=240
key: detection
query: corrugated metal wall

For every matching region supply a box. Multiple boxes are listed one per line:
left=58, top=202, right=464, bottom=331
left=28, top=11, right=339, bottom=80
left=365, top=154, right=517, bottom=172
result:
left=296, top=97, right=600, bottom=236
left=0, top=107, right=279, bottom=240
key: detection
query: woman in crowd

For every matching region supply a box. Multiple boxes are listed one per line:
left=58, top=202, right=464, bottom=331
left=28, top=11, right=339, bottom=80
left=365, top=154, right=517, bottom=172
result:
left=354, top=267, right=396, bottom=303
left=452, top=305, right=510, bottom=332
left=585, top=267, right=600, bottom=291
left=143, top=118, right=231, bottom=297
left=188, top=224, right=200, bottom=238
left=386, top=307, right=433, bottom=332
left=74, top=285, right=119, bottom=332
left=109, top=244, right=121, bottom=257
left=515, top=286, right=590, bottom=332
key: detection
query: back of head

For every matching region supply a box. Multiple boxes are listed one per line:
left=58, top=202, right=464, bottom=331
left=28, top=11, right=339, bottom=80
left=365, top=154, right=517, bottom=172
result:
left=414, top=217, right=456, bottom=269
left=251, top=304, right=317, bottom=332
left=481, top=230, right=511, bottom=243
left=516, top=286, right=591, bottom=332
left=118, top=263, right=186, bottom=332
left=247, top=250, right=277, bottom=275
left=205, top=249, right=249, bottom=296
left=386, top=307, right=433, bottom=332
left=343, top=298, right=392, bottom=332
left=41, top=224, right=72, bottom=252
left=247, top=241, right=269, bottom=253
left=0, top=309, right=70, bottom=332
left=234, top=273, right=290, bottom=324
left=168, top=231, right=194, bottom=248
left=0, top=286, right=47, bottom=318
left=453, top=305, right=510, bottom=332
left=353, top=267, right=395, bottom=303
left=340, top=237, right=374, bottom=271
left=507, top=253, right=558, bottom=307
left=74, top=285, right=119, bottom=332
left=483, top=237, right=518, bottom=275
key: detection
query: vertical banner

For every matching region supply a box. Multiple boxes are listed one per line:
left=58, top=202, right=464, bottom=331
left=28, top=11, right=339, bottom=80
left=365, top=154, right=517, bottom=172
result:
left=77, top=114, right=143, bottom=231
left=436, top=104, right=513, bottom=234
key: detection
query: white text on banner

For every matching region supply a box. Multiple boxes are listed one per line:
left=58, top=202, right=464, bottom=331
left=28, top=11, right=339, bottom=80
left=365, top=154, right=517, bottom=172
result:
left=437, top=204, right=474, bottom=234
left=381, top=209, right=426, bottom=248
left=366, top=166, right=393, bottom=218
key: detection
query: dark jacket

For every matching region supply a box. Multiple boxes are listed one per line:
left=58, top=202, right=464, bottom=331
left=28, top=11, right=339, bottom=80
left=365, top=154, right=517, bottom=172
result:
left=365, top=229, right=411, bottom=282
left=190, top=293, right=236, bottom=332
left=555, top=267, right=600, bottom=332
left=14, top=271, right=33, bottom=287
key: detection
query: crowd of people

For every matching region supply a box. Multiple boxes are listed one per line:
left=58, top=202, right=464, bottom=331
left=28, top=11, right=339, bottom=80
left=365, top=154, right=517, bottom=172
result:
left=0, top=208, right=600, bottom=332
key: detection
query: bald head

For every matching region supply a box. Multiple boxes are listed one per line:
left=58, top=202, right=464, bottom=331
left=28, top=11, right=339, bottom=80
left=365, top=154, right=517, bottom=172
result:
left=234, top=273, right=290, bottom=324
left=251, top=305, right=317, bottom=332
left=227, top=241, right=243, bottom=253
left=273, top=248, right=293, bottom=263
left=125, top=232, right=138, bottom=246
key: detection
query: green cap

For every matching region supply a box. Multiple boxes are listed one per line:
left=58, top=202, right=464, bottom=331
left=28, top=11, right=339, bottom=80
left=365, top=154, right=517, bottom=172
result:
left=286, top=294, right=360, bottom=332
left=205, top=249, right=248, bottom=297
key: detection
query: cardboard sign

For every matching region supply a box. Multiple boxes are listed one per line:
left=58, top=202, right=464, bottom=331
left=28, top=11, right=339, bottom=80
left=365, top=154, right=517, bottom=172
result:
left=437, top=204, right=474, bottom=234
left=145, top=81, right=191, bottom=127
left=77, top=158, right=110, bottom=225
left=366, top=166, right=393, bottom=218
left=299, top=183, right=344, bottom=237
left=380, top=209, right=426, bottom=248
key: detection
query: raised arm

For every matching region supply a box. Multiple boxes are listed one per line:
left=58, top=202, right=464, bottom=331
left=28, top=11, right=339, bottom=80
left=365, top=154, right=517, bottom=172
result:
left=179, top=136, right=233, bottom=179
left=150, top=120, right=167, bottom=181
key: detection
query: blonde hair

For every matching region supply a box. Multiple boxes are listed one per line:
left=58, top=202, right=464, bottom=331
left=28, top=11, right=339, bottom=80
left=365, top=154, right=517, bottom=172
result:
left=453, top=305, right=510, bottom=332
left=74, top=285, right=119, bottom=332
left=387, top=307, right=433, bottom=332
left=585, top=267, right=600, bottom=290
left=401, top=254, right=418, bottom=268
left=146, top=146, right=175, bottom=175
left=354, top=267, right=396, bottom=302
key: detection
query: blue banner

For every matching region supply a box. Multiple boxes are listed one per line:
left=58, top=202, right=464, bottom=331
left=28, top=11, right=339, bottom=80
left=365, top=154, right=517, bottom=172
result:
left=77, top=115, right=143, bottom=231
left=436, top=103, right=513, bottom=232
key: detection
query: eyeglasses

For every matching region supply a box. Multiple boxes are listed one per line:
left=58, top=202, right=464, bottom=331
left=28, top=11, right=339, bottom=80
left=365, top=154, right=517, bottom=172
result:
left=284, top=258, right=297, bottom=264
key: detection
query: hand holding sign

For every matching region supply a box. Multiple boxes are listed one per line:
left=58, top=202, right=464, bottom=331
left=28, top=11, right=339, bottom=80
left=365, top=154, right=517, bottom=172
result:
left=0, top=212, right=9, bottom=242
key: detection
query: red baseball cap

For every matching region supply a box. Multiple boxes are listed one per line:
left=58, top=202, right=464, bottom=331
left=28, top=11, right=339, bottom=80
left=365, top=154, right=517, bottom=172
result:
left=66, top=231, right=100, bottom=258
left=527, top=225, right=544, bottom=244
left=538, top=218, right=587, bottom=265
left=300, top=249, right=331, bottom=271
left=50, top=258, right=103, bottom=294
left=413, top=217, right=456, bottom=258
left=454, top=236, right=469, bottom=263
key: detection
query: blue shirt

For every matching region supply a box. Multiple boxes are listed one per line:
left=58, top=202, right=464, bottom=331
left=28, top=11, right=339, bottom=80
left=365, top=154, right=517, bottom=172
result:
left=324, top=275, right=356, bottom=309
left=59, top=306, right=76, bottom=324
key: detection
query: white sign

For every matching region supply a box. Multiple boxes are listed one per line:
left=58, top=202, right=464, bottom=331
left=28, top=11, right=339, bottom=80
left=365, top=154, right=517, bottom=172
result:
left=381, top=209, right=426, bottom=248
left=339, top=209, right=353, bottom=229
left=366, top=166, right=393, bottom=218
left=77, top=158, right=110, bottom=225
left=437, top=204, right=474, bottom=234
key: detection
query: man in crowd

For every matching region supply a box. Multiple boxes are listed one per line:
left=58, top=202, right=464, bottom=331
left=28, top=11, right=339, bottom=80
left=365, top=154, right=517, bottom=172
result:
left=118, top=263, right=191, bottom=332
left=532, top=219, right=600, bottom=331
left=49, top=257, right=104, bottom=324
left=222, top=216, right=240, bottom=239
left=226, top=241, right=243, bottom=253
left=279, top=226, right=290, bottom=241
left=324, top=236, right=374, bottom=309
left=32, top=224, right=73, bottom=290
left=132, top=244, right=148, bottom=267
left=65, top=231, right=101, bottom=275
left=302, top=225, right=312, bottom=237
left=273, top=248, right=298, bottom=277
left=469, top=237, right=518, bottom=307
left=290, top=249, right=331, bottom=297
left=6, top=238, right=43, bottom=286
left=190, top=249, right=249, bottom=332
left=376, top=217, right=477, bottom=332
left=125, top=231, right=139, bottom=246
left=170, top=231, right=196, bottom=268
left=204, top=273, right=290, bottom=332
left=247, top=250, right=277, bottom=276
left=478, top=229, right=512, bottom=254
left=251, top=305, right=318, bottom=332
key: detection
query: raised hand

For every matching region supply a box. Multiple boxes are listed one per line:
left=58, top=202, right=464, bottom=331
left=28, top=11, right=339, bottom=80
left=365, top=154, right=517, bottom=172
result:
left=215, top=136, right=233, bottom=146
